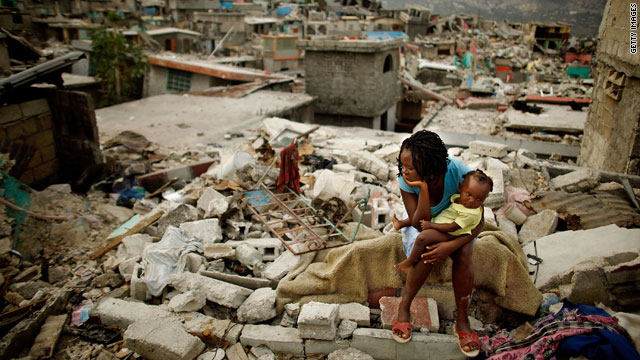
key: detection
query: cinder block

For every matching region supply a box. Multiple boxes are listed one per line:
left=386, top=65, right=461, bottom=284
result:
left=468, top=140, right=509, bottom=158
left=371, top=198, right=391, bottom=230
left=130, top=263, right=151, bottom=301
left=0, top=104, right=22, bottom=125
left=379, top=297, right=439, bottom=332
left=33, top=160, right=57, bottom=182
left=224, top=238, right=283, bottom=261
left=338, top=303, right=370, bottom=326
left=262, top=248, right=301, bottom=281
left=240, top=325, right=304, bottom=356
left=26, top=130, right=54, bottom=147
left=124, top=319, right=205, bottom=360
left=298, top=302, right=340, bottom=340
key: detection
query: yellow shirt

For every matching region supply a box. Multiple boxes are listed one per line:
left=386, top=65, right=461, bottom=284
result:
left=432, top=194, right=483, bottom=236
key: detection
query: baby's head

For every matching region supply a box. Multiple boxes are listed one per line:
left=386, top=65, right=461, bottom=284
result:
left=458, top=170, right=493, bottom=209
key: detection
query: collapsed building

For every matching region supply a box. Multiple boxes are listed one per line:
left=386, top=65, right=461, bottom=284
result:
left=0, top=0, right=638, bottom=359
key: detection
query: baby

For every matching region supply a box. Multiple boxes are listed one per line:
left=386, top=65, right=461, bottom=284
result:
left=393, top=169, right=493, bottom=271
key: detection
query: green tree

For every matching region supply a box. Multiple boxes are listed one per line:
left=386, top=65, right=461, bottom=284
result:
left=91, top=12, right=146, bottom=107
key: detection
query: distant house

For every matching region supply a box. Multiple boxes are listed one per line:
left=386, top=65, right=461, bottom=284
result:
left=297, top=36, right=405, bottom=130
left=400, top=5, right=431, bottom=40
left=524, top=21, right=572, bottom=52
left=168, top=0, right=221, bottom=22
left=144, top=52, right=290, bottom=97
left=262, top=34, right=301, bottom=73
left=144, top=27, right=202, bottom=53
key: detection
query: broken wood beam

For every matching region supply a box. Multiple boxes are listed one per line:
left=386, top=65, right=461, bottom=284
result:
left=89, top=211, right=164, bottom=260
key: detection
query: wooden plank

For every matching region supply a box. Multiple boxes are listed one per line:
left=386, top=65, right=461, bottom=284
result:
left=28, top=314, right=68, bottom=359
left=89, top=211, right=163, bottom=260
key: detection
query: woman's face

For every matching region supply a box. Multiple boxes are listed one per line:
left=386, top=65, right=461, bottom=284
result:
left=400, top=148, right=420, bottom=182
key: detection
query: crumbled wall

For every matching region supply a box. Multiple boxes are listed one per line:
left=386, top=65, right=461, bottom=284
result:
left=0, top=98, right=59, bottom=187
left=579, top=0, right=640, bottom=175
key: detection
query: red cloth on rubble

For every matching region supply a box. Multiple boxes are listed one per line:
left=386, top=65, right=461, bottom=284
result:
left=276, top=139, right=300, bottom=193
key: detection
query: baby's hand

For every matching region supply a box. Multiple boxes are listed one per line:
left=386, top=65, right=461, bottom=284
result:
left=420, top=220, right=432, bottom=231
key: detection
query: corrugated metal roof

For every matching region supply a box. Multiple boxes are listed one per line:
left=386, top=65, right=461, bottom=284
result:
left=528, top=191, right=640, bottom=230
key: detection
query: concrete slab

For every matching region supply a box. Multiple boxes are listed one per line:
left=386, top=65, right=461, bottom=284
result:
left=124, top=319, right=205, bottom=360
left=505, top=105, right=587, bottom=134
left=523, top=224, right=640, bottom=289
left=239, top=325, right=304, bottom=356
left=351, top=328, right=464, bottom=360
left=95, top=91, right=314, bottom=149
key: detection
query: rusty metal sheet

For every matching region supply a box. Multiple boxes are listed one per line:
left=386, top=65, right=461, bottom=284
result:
left=528, top=191, right=640, bottom=230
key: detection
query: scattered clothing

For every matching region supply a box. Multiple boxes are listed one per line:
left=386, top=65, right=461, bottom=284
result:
left=481, top=300, right=640, bottom=360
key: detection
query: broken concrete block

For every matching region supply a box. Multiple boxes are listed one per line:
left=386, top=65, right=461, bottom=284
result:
left=203, top=244, right=235, bottom=260
left=130, top=263, right=151, bottom=301
left=179, top=219, right=223, bottom=245
left=249, top=345, right=276, bottom=360
left=225, top=342, right=248, bottom=360
left=468, top=140, right=509, bottom=158
left=379, top=297, right=439, bottom=332
left=503, top=203, right=528, bottom=225
left=235, top=244, right=264, bottom=271
left=262, top=249, right=300, bottom=281
left=124, top=319, right=205, bottom=360
left=28, top=314, right=68, bottom=359
left=285, top=303, right=301, bottom=319
left=298, top=302, right=340, bottom=340
left=169, top=290, right=206, bottom=312
left=157, top=204, right=199, bottom=234
left=373, top=144, right=400, bottom=163
left=199, top=270, right=271, bottom=290
left=483, top=207, right=497, bottom=228
left=371, top=198, right=391, bottom=230
left=197, top=349, right=225, bottom=360
left=496, top=215, right=518, bottom=241
left=304, top=339, right=351, bottom=356
left=225, top=238, right=284, bottom=261
left=338, top=303, right=370, bottom=326
left=197, top=188, right=229, bottom=218
left=560, top=260, right=610, bottom=306
left=169, top=272, right=253, bottom=309
left=116, top=234, right=153, bottom=259
left=337, top=319, right=357, bottom=339
left=522, top=225, right=640, bottom=290
left=518, top=209, right=558, bottom=246
left=118, top=256, right=140, bottom=282
left=550, top=169, right=601, bottom=193
left=514, top=149, right=540, bottom=169
left=485, top=158, right=510, bottom=172
left=185, top=253, right=205, bottom=273
left=347, top=150, right=389, bottom=181
left=332, top=163, right=358, bottom=173
left=236, top=288, right=277, bottom=324
left=240, top=325, right=304, bottom=356
left=328, top=347, right=374, bottom=360
left=225, top=220, right=252, bottom=240
left=483, top=168, right=505, bottom=209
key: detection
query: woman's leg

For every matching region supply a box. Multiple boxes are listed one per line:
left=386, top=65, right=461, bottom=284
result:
left=394, top=260, right=433, bottom=339
left=450, top=240, right=479, bottom=352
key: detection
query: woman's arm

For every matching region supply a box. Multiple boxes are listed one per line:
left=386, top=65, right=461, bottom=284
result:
left=421, top=209, right=484, bottom=264
left=401, top=176, right=431, bottom=229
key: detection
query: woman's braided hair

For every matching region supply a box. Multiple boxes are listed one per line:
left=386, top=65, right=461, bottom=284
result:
left=397, top=130, right=450, bottom=181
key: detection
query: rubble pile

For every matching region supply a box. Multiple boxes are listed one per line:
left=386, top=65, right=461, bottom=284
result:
left=0, top=116, right=638, bottom=359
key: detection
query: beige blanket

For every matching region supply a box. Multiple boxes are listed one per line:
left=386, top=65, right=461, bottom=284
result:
left=276, top=223, right=542, bottom=316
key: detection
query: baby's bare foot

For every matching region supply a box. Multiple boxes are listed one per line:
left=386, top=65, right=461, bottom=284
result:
left=392, top=214, right=402, bottom=231
left=394, top=259, right=413, bottom=271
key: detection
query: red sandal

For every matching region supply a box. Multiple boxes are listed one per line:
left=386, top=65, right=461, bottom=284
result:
left=392, top=321, right=413, bottom=343
left=454, top=328, right=480, bottom=357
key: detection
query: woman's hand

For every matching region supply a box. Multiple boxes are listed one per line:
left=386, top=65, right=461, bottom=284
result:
left=403, top=174, right=428, bottom=189
left=421, top=241, right=457, bottom=265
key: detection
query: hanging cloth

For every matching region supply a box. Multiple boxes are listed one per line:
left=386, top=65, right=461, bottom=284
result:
left=276, top=139, right=300, bottom=194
